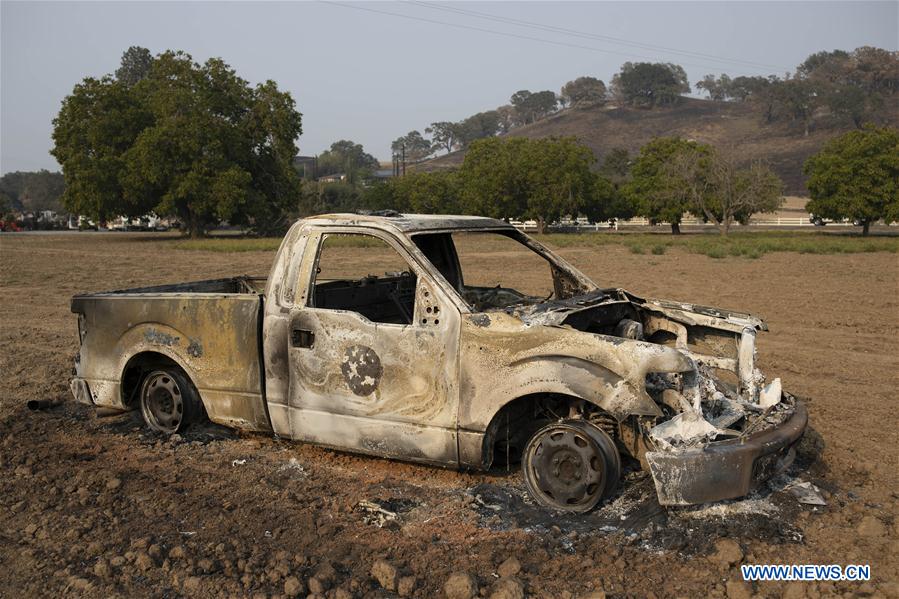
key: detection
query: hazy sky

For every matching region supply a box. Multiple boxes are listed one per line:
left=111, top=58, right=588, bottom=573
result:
left=2, top=1, right=897, bottom=172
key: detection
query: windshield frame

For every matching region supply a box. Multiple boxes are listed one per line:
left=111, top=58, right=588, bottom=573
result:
left=410, top=227, right=598, bottom=313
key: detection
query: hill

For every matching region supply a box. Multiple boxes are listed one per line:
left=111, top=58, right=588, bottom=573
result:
left=413, top=97, right=898, bottom=196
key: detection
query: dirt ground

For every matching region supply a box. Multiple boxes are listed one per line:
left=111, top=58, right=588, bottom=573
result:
left=1, top=232, right=897, bottom=599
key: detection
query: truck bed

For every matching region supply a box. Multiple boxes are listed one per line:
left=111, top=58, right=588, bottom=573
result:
left=71, top=276, right=271, bottom=431
left=71, top=276, right=267, bottom=298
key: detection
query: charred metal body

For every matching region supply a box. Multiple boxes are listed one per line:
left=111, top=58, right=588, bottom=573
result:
left=70, top=213, right=806, bottom=509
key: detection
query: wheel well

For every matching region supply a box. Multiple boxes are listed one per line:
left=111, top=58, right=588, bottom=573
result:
left=482, top=393, right=618, bottom=470
left=121, top=352, right=187, bottom=409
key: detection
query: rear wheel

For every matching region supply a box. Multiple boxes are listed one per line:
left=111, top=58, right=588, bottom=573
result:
left=522, top=419, right=621, bottom=513
left=138, top=368, right=203, bottom=434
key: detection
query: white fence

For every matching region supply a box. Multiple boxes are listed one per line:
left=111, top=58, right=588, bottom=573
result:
left=510, top=216, right=861, bottom=232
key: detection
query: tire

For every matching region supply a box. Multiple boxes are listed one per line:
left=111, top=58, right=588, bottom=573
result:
left=522, top=419, right=621, bottom=513
left=138, top=367, right=204, bottom=434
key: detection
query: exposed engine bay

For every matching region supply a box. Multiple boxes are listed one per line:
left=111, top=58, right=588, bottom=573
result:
left=466, top=285, right=802, bottom=504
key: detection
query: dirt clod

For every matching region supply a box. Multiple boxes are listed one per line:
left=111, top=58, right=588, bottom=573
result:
left=445, top=571, right=478, bottom=599
left=857, top=515, right=886, bottom=537
left=711, top=539, right=743, bottom=567
left=134, top=551, right=154, bottom=572
left=308, top=576, right=327, bottom=594
left=725, top=580, right=753, bottom=599
left=398, top=575, right=417, bottom=597
left=371, top=558, right=398, bottom=592
left=284, top=575, right=304, bottom=597
left=488, top=576, right=524, bottom=599
left=183, top=576, right=202, bottom=593
left=497, top=556, right=521, bottom=578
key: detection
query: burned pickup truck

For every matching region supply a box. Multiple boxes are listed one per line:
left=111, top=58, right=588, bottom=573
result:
left=70, top=213, right=806, bottom=511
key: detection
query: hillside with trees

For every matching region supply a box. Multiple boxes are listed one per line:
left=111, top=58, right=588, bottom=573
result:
left=0, top=170, right=65, bottom=213
left=409, top=47, right=899, bottom=195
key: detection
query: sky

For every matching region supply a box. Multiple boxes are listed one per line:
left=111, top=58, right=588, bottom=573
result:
left=1, top=1, right=897, bottom=172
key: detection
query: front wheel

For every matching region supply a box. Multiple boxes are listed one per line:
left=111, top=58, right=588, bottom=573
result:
left=138, top=368, right=203, bottom=434
left=522, top=419, right=621, bottom=513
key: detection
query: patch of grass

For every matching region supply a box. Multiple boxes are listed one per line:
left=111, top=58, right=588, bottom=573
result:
left=169, top=230, right=899, bottom=257
left=538, top=231, right=899, bottom=258
left=172, top=237, right=283, bottom=252
left=170, top=233, right=381, bottom=252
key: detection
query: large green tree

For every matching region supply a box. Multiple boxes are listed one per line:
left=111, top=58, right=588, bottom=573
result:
left=51, top=76, right=154, bottom=222
left=52, top=49, right=302, bottom=236
left=458, top=137, right=597, bottom=233
left=804, top=126, right=899, bottom=235
left=366, top=171, right=460, bottom=214
left=611, top=62, right=690, bottom=108
left=624, top=137, right=711, bottom=234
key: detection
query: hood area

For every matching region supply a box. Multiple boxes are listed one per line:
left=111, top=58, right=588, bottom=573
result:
left=474, top=287, right=792, bottom=452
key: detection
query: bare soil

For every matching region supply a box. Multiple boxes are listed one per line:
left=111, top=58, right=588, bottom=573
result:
left=1, top=232, right=897, bottom=598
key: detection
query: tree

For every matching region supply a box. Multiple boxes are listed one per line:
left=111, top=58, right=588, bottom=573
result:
left=796, top=47, right=898, bottom=129
left=826, top=84, right=869, bottom=128
left=776, top=78, right=820, bottom=136
left=583, top=173, right=635, bottom=224
left=495, top=105, right=517, bottom=132
left=391, top=130, right=433, bottom=162
left=317, top=140, right=379, bottom=182
left=458, top=137, right=595, bottom=233
left=848, top=46, right=899, bottom=96
left=749, top=76, right=783, bottom=123
left=510, top=90, right=558, bottom=124
left=457, top=111, right=501, bottom=147
left=611, top=62, right=690, bottom=108
left=624, top=137, right=711, bottom=234
left=804, top=126, right=899, bottom=235
left=560, top=77, right=607, bottom=108
left=52, top=49, right=303, bottom=236
left=426, top=121, right=462, bottom=154
left=728, top=75, right=771, bottom=102
left=598, top=148, right=631, bottom=186
left=669, top=150, right=783, bottom=235
left=51, top=76, right=154, bottom=223
left=115, top=46, right=154, bottom=86
left=797, top=49, right=851, bottom=81
left=710, top=158, right=783, bottom=233
left=696, top=74, right=732, bottom=101
left=368, top=171, right=460, bottom=214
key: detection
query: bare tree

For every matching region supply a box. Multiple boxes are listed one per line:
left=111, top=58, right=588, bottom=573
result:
left=665, top=149, right=784, bottom=235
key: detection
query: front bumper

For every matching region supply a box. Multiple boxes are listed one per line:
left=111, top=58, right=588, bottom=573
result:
left=645, top=397, right=808, bottom=505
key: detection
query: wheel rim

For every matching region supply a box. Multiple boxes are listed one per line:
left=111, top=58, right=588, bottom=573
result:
left=524, top=424, right=607, bottom=511
left=141, top=371, right=184, bottom=434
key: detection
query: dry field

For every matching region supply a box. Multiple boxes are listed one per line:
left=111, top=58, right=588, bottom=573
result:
left=1, top=232, right=897, bottom=598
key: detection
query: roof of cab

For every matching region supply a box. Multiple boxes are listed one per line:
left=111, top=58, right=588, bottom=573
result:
left=301, top=213, right=514, bottom=233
